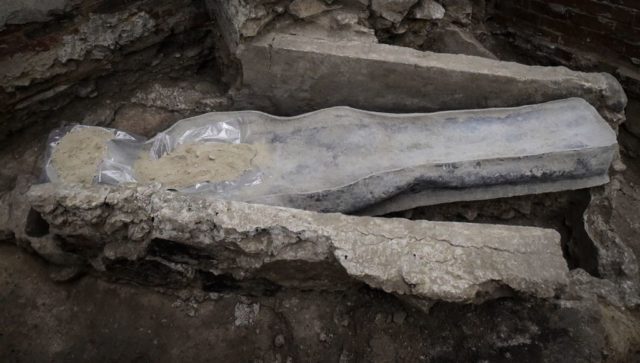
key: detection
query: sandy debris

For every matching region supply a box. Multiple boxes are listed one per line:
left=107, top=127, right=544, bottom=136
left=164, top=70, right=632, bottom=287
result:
left=51, top=127, right=114, bottom=184
left=135, top=142, right=260, bottom=188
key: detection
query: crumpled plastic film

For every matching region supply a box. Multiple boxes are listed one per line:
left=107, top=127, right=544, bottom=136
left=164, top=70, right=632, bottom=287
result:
left=148, top=119, right=242, bottom=159
left=43, top=125, right=141, bottom=184
left=42, top=99, right=617, bottom=214
left=45, top=119, right=257, bottom=192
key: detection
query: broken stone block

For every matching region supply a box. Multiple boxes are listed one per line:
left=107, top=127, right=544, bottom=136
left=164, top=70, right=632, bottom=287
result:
left=234, top=32, right=626, bottom=126
left=371, top=0, right=419, bottom=23
left=273, top=7, right=377, bottom=43
left=27, top=183, right=569, bottom=305
left=410, top=0, right=446, bottom=20
left=440, top=0, right=472, bottom=25
left=111, top=105, right=180, bottom=138
left=205, top=0, right=280, bottom=50
left=0, top=0, right=69, bottom=28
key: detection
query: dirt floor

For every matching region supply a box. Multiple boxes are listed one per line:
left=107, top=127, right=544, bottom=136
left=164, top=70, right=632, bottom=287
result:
left=3, top=239, right=639, bottom=363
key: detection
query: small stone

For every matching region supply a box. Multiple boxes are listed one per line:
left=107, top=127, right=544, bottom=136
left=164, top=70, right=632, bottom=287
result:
left=610, top=178, right=622, bottom=191
left=373, top=17, right=393, bottom=29
left=49, top=266, right=83, bottom=282
left=402, top=209, right=415, bottom=219
left=461, top=207, right=478, bottom=221
left=234, top=302, right=260, bottom=326
left=76, top=81, right=96, bottom=98
left=111, top=104, right=179, bottom=138
left=192, top=291, right=208, bottom=303
left=197, top=97, right=232, bottom=111
left=178, top=290, right=191, bottom=301
left=613, top=159, right=627, bottom=172
left=274, top=334, right=285, bottom=347
left=411, top=0, right=446, bottom=20
left=515, top=200, right=532, bottom=216
left=339, top=350, right=353, bottom=363
left=374, top=313, right=387, bottom=325
left=393, top=310, right=407, bottom=324
left=319, top=332, right=329, bottom=342
left=499, top=209, right=516, bottom=220
left=440, top=0, right=472, bottom=25
left=372, top=0, right=419, bottom=23
left=391, top=22, right=409, bottom=34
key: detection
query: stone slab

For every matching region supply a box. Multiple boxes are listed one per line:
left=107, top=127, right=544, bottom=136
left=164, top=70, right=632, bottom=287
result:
left=234, top=32, right=626, bottom=124
left=27, top=183, right=569, bottom=305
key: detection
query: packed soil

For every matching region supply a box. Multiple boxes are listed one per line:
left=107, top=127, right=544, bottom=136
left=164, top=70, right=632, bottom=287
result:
left=135, top=142, right=260, bottom=188
left=50, top=127, right=114, bottom=184
left=0, top=242, right=617, bottom=363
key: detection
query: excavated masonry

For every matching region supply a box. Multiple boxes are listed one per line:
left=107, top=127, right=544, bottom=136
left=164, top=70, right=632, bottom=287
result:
left=27, top=183, right=569, bottom=308
left=234, top=31, right=627, bottom=126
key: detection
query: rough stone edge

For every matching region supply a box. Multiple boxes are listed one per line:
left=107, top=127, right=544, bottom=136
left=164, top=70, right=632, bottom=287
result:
left=25, top=183, right=569, bottom=306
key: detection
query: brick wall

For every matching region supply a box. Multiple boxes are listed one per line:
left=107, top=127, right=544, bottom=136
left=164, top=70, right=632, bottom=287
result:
left=489, top=0, right=640, bottom=97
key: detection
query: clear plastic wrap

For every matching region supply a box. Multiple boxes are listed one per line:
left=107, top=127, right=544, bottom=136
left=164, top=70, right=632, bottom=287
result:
left=43, top=98, right=616, bottom=214
left=44, top=125, right=142, bottom=184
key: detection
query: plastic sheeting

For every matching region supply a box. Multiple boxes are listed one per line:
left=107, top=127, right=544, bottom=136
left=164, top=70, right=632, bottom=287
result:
left=44, top=125, right=142, bottom=184
left=43, top=98, right=617, bottom=213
